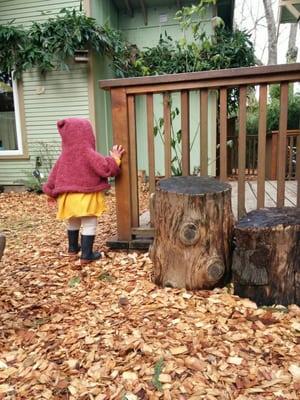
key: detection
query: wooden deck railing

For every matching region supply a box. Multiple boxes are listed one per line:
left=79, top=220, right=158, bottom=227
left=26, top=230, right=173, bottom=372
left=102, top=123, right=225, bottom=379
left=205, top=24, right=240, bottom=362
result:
left=100, top=63, right=300, bottom=244
left=228, top=130, right=300, bottom=179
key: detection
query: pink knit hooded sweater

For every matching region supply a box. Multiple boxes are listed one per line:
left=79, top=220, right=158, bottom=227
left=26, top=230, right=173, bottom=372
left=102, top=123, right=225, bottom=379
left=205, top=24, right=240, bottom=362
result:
left=43, top=118, right=120, bottom=198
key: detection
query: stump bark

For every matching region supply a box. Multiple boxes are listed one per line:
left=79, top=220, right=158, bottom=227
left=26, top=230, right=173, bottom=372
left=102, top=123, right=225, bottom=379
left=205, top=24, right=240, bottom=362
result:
left=232, top=207, right=300, bottom=306
left=0, top=233, right=5, bottom=261
left=150, top=176, right=234, bottom=290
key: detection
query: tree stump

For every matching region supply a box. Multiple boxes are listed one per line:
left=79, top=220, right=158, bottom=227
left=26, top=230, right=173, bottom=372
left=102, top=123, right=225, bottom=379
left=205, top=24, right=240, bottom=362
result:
left=232, top=207, right=300, bottom=306
left=150, top=176, right=234, bottom=290
left=0, top=233, right=5, bottom=261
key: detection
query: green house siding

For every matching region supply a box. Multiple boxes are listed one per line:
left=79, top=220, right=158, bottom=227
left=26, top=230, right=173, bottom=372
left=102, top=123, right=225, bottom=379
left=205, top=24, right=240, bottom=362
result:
left=117, top=4, right=216, bottom=175
left=90, top=0, right=118, bottom=155
left=118, top=4, right=214, bottom=47
left=0, top=0, right=90, bottom=185
left=0, top=0, right=226, bottom=186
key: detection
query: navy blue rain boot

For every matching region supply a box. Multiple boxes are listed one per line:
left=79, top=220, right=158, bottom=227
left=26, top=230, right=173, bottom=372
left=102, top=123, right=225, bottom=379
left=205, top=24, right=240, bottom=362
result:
left=67, top=230, right=80, bottom=255
left=80, top=235, right=101, bottom=264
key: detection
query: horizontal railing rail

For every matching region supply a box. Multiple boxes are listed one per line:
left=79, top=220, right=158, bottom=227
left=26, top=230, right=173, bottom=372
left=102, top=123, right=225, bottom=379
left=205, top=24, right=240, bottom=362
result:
left=100, top=64, right=300, bottom=243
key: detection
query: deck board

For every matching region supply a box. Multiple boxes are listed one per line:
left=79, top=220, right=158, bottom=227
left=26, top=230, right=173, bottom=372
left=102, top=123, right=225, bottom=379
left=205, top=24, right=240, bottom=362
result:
left=229, top=180, right=298, bottom=217
left=139, top=180, right=299, bottom=227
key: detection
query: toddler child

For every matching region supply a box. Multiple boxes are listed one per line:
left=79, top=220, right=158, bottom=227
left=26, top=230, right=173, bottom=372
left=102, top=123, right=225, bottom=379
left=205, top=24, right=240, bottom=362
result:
left=43, top=117, right=124, bottom=264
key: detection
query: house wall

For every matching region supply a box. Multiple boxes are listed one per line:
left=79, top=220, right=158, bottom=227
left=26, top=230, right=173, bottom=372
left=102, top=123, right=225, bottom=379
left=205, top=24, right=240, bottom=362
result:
left=0, top=0, right=90, bottom=186
left=118, top=4, right=216, bottom=175
left=90, top=0, right=118, bottom=155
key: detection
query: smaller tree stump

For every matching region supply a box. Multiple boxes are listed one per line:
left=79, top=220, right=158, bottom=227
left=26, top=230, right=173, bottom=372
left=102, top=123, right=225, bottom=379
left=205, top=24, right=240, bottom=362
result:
left=0, top=233, right=6, bottom=261
left=150, top=176, right=234, bottom=290
left=232, top=207, right=300, bottom=306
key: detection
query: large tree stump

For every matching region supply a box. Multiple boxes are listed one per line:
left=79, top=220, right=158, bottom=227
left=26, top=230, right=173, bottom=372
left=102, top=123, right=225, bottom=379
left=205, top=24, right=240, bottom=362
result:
left=0, top=233, right=5, bottom=261
left=150, top=176, right=234, bottom=290
left=232, top=207, right=300, bottom=306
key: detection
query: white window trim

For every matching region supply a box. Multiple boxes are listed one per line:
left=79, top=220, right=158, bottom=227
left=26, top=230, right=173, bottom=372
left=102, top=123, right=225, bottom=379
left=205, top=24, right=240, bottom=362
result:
left=0, top=77, right=23, bottom=156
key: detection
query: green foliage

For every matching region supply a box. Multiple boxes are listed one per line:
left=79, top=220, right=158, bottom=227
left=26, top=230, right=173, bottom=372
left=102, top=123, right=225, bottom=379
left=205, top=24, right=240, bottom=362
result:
left=68, top=276, right=81, bottom=287
left=16, top=142, right=56, bottom=193
left=0, top=8, right=111, bottom=78
left=109, top=27, right=255, bottom=79
left=1, top=2, right=255, bottom=81
left=175, top=0, right=219, bottom=40
left=17, top=172, right=47, bottom=194
left=0, top=25, right=28, bottom=79
left=246, top=85, right=300, bottom=135
left=107, top=0, right=255, bottom=79
left=152, top=357, right=164, bottom=391
left=97, top=272, right=114, bottom=282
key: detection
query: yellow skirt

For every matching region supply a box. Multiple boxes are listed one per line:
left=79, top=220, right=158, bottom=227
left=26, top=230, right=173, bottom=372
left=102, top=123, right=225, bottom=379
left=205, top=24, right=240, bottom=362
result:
left=57, top=192, right=107, bottom=220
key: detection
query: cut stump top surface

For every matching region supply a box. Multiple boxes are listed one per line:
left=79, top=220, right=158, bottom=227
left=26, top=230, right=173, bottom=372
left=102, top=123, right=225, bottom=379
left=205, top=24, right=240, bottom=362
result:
left=158, top=176, right=231, bottom=195
left=237, top=207, right=300, bottom=229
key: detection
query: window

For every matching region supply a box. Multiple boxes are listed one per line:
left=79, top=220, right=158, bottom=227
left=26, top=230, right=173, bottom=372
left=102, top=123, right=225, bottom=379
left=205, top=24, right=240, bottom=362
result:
left=0, top=72, right=23, bottom=156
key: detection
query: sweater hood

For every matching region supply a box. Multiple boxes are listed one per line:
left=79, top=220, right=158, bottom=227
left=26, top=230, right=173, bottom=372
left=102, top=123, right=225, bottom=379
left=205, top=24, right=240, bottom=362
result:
left=57, top=117, right=96, bottom=150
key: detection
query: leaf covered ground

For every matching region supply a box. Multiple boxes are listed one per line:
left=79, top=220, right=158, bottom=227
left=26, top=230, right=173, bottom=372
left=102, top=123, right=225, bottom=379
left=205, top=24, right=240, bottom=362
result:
left=0, top=191, right=300, bottom=400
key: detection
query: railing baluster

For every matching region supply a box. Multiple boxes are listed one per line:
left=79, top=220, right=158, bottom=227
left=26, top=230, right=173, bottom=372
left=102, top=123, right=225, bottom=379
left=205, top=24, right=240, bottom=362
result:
left=277, top=82, right=289, bottom=206
left=200, top=89, right=208, bottom=176
left=163, top=93, right=172, bottom=177
left=111, top=88, right=132, bottom=240
left=147, top=94, right=155, bottom=194
left=181, top=90, right=190, bottom=176
left=257, top=84, right=267, bottom=208
left=238, top=86, right=247, bottom=218
left=128, top=95, right=139, bottom=227
left=220, top=88, right=227, bottom=181
left=297, top=135, right=300, bottom=207
left=288, top=136, right=293, bottom=180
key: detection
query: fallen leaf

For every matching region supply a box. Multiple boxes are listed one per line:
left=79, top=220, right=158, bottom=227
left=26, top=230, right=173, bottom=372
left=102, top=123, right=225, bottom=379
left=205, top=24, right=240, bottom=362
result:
left=289, top=364, right=300, bottom=381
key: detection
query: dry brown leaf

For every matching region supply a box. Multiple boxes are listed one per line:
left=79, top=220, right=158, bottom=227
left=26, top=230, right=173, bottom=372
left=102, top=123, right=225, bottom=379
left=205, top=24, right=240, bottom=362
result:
left=170, top=346, right=188, bottom=355
left=227, top=356, right=243, bottom=365
left=0, top=191, right=299, bottom=399
left=288, top=364, right=300, bottom=381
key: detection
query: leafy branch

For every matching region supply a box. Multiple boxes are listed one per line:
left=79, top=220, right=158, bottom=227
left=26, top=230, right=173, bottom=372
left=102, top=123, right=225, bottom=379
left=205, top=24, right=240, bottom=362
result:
left=0, top=8, right=112, bottom=78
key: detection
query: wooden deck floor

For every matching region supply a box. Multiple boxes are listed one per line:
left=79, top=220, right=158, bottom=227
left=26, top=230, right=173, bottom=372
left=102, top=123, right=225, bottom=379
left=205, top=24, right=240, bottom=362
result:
left=139, top=180, right=298, bottom=228
left=230, top=180, right=298, bottom=217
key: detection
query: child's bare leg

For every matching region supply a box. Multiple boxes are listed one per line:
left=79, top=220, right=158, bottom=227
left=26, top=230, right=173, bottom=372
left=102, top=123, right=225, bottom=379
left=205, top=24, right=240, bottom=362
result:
left=67, top=217, right=81, bottom=254
left=80, top=216, right=101, bottom=264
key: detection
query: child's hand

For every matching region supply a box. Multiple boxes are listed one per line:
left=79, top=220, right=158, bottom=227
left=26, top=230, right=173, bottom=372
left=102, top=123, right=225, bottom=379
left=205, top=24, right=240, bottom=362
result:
left=110, top=145, right=125, bottom=160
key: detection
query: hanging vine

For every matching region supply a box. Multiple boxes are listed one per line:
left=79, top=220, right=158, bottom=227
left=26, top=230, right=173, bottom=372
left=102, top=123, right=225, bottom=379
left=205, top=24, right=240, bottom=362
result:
left=0, top=8, right=112, bottom=79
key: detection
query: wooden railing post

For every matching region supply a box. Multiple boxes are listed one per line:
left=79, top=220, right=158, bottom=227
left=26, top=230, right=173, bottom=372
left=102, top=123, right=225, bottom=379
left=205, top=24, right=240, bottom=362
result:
left=111, top=88, right=132, bottom=241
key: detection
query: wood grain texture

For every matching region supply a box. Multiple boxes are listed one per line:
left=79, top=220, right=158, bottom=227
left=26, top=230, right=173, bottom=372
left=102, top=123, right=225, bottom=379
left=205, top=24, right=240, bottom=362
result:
left=146, top=94, right=155, bottom=194
left=238, top=87, right=247, bottom=218
left=297, top=135, right=300, bottom=207
left=111, top=88, right=132, bottom=240
left=100, top=63, right=300, bottom=89
left=257, top=84, right=267, bottom=208
left=233, top=207, right=300, bottom=306
left=200, top=89, right=208, bottom=176
left=219, top=88, right=227, bottom=181
left=277, top=82, right=288, bottom=206
left=181, top=91, right=190, bottom=176
left=150, top=177, right=234, bottom=290
left=128, top=95, right=139, bottom=227
left=163, top=93, right=172, bottom=178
